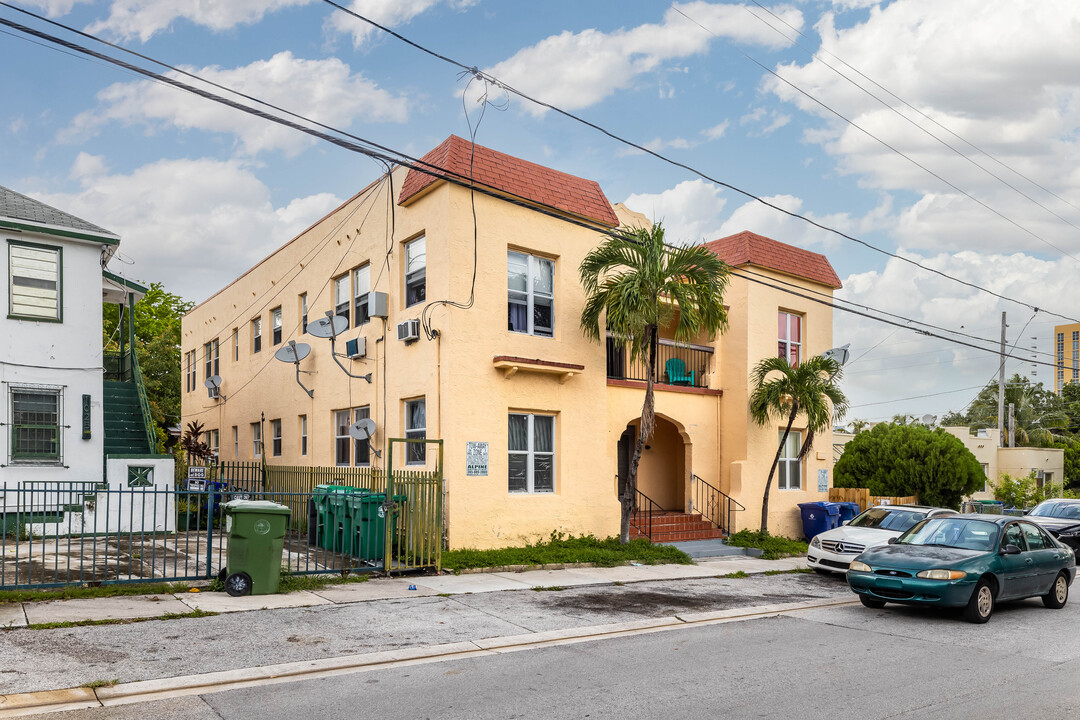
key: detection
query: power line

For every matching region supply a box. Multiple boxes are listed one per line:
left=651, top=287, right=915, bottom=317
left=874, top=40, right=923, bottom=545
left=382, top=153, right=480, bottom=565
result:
left=317, top=0, right=1080, bottom=325
left=849, top=385, right=986, bottom=409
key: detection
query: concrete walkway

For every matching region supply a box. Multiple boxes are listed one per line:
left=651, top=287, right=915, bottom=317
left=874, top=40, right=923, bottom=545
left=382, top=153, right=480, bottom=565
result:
left=0, top=555, right=809, bottom=628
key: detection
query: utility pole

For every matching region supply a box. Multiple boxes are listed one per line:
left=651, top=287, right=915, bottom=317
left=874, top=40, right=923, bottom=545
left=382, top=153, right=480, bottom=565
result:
left=1008, top=402, right=1015, bottom=448
left=998, top=312, right=1006, bottom=448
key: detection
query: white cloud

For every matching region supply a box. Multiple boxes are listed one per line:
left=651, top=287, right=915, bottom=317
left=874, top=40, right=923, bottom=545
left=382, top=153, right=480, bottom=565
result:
left=716, top=193, right=889, bottom=251
left=765, top=0, right=1080, bottom=256
left=62, top=52, right=407, bottom=157
left=703, top=121, right=730, bottom=140
left=68, top=152, right=108, bottom=180
left=86, top=0, right=315, bottom=43
left=326, top=0, right=479, bottom=47
left=481, top=2, right=802, bottom=117
left=19, top=0, right=92, bottom=15
left=623, top=180, right=728, bottom=245
left=835, top=249, right=1079, bottom=418
left=740, top=107, right=790, bottom=136
left=9, top=117, right=27, bottom=134
left=32, top=157, right=343, bottom=303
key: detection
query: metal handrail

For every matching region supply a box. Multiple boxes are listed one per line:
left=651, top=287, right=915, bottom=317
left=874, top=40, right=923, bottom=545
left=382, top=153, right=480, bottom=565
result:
left=630, top=487, right=662, bottom=541
left=130, top=350, right=158, bottom=453
left=690, top=474, right=745, bottom=535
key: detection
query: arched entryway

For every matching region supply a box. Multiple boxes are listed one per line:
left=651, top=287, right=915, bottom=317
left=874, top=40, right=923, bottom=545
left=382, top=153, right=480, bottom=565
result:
left=618, top=415, right=690, bottom=511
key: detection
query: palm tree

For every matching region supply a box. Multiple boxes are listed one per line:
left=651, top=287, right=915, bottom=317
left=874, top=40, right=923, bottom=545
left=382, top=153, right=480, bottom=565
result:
left=749, top=355, right=848, bottom=534
left=580, top=224, right=729, bottom=543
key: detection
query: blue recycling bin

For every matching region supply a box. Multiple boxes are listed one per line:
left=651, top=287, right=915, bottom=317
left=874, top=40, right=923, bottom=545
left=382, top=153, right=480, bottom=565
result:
left=836, top=502, right=861, bottom=525
left=798, top=501, right=841, bottom=540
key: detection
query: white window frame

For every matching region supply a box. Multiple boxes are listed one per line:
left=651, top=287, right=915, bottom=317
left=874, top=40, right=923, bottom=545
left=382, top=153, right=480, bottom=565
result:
left=232, top=426, right=238, bottom=458
left=778, top=430, right=802, bottom=490
left=299, top=293, right=308, bottom=334
left=334, top=275, right=350, bottom=325
left=299, top=415, right=308, bottom=456
left=508, top=413, right=555, bottom=494
left=354, top=406, right=371, bottom=466
left=353, top=265, right=370, bottom=328
left=8, top=240, right=61, bottom=321
left=203, top=429, right=220, bottom=462
left=334, top=409, right=352, bottom=466
left=204, top=339, right=219, bottom=381
left=507, top=251, right=554, bottom=338
left=185, top=351, right=196, bottom=392
left=252, top=317, right=262, bottom=354
left=251, top=422, right=262, bottom=459
left=232, top=328, right=239, bottom=362
left=405, top=398, right=426, bottom=465
left=272, top=307, right=282, bottom=346
left=270, top=419, right=282, bottom=457
left=8, top=385, right=63, bottom=465
left=779, top=311, right=802, bottom=366
left=405, top=236, right=426, bottom=308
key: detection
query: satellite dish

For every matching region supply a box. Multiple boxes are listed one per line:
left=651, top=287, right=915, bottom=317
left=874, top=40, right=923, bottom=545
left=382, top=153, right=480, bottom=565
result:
left=203, top=375, right=222, bottom=390
left=349, top=418, right=376, bottom=441
left=921, top=414, right=937, bottom=426
left=822, top=344, right=851, bottom=367
left=274, top=341, right=311, bottom=363
left=308, top=315, right=348, bottom=339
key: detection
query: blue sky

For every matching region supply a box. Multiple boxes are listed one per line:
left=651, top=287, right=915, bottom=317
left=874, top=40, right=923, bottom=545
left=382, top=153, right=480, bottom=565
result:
left=4, top=0, right=1080, bottom=420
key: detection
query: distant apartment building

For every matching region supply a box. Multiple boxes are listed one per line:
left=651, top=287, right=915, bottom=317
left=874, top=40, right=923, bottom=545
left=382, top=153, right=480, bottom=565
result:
left=181, top=136, right=842, bottom=548
left=1053, top=322, right=1080, bottom=393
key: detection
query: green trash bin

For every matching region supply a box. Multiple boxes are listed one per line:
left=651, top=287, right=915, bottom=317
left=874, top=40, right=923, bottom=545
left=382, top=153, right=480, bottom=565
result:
left=348, top=493, right=407, bottom=562
left=222, top=499, right=291, bottom=596
left=312, top=485, right=356, bottom=552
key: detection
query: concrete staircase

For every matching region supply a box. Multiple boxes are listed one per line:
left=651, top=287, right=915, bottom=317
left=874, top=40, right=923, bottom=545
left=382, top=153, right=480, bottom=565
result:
left=629, top=511, right=727, bottom=543
left=103, top=381, right=152, bottom=455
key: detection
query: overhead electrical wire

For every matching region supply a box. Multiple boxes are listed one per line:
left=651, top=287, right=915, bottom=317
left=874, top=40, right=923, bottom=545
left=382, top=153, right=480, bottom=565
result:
left=317, top=0, right=1080, bottom=324
left=0, top=8, right=1067, bottom=413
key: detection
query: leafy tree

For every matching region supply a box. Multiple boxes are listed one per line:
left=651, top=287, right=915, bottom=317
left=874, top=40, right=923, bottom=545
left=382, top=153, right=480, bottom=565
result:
left=1060, top=383, right=1080, bottom=435
left=181, top=420, right=214, bottom=463
left=1054, top=438, right=1080, bottom=490
left=103, top=282, right=193, bottom=436
left=959, top=374, right=1066, bottom=447
left=749, top=355, right=848, bottom=533
left=834, top=423, right=984, bottom=508
left=579, top=224, right=729, bottom=543
left=848, top=419, right=871, bottom=434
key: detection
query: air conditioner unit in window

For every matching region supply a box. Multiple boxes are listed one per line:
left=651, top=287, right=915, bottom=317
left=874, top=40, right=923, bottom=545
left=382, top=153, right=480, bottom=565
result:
left=397, top=319, right=420, bottom=343
left=207, top=386, right=219, bottom=399
left=345, top=337, right=367, bottom=359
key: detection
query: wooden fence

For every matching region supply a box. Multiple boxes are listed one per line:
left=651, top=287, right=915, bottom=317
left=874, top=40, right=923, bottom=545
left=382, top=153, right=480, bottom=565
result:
left=829, top=487, right=919, bottom=512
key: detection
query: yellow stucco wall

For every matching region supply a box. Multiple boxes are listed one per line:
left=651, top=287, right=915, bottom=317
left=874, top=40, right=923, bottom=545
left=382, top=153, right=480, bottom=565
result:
left=183, top=167, right=838, bottom=548
left=942, top=427, right=1065, bottom=500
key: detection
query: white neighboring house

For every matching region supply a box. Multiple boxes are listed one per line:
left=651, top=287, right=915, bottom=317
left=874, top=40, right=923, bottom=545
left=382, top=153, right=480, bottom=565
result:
left=1, top=185, right=173, bottom=534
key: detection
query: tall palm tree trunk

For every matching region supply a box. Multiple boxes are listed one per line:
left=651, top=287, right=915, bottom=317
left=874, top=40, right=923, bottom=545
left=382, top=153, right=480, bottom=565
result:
left=621, top=325, right=658, bottom=543
left=761, top=402, right=799, bottom=533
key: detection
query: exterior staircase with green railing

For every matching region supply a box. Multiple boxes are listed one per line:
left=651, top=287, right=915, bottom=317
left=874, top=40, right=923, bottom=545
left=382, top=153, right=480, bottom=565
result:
left=103, top=350, right=157, bottom=456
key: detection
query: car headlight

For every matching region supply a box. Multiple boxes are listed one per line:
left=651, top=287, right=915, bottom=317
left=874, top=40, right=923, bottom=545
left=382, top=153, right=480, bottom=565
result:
left=849, top=561, right=871, bottom=572
left=916, top=569, right=967, bottom=580
left=810, top=536, right=821, bottom=548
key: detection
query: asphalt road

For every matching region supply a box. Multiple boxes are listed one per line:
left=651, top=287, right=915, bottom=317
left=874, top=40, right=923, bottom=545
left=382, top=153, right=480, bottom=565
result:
left=36, top=576, right=1080, bottom=720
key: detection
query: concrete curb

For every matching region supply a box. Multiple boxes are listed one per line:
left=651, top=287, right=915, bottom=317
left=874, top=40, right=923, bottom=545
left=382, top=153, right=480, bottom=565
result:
left=0, top=595, right=856, bottom=718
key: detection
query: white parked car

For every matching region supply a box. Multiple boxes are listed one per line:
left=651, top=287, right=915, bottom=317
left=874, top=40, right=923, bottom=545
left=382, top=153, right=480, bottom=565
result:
left=807, top=505, right=957, bottom=574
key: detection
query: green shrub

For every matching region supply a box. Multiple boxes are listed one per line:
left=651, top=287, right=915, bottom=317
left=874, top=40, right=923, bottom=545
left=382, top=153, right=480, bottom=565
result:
left=725, top=530, right=807, bottom=560
left=441, top=532, right=691, bottom=572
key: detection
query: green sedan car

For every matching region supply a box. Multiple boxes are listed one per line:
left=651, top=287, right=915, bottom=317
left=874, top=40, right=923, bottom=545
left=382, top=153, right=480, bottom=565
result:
left=847, top=514, right=1076, bottom=623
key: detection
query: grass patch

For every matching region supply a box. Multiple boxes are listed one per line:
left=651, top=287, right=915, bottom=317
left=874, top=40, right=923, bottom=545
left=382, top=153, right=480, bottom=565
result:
left=277, top=570, right=371, bottom=594
left=763, top=568, right=813, bottom=576
left=441, top=533, right=692, bottom=572
left=80, top=679, right=119, bottom=689
left=0, top=582, right=191, bottom=605
left=23, top=608, right=217, bottom=631
left=724, top=531, right=808, bottom=560
left=719, top=571, right=750, bottom=579
left=530, top=585, right=565, bottom=592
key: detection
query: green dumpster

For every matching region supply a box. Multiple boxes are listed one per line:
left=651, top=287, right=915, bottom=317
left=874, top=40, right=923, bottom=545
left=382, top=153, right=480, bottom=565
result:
left=347, top=493, right=407, bottom=562
left=222, top=500, right=291, bottom=596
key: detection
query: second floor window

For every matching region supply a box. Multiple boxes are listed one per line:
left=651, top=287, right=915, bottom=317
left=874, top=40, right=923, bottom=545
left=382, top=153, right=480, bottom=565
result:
left=354, top=265, right=370, bottom=327
left=405, top=236, right=426, bottom=307
left=185, top=351, right=196, bottom=392
left=334, top=275, right=350, bottom=325
left=300, top=293, right=308, bottom=334
left=508, top=251, right=554, bottom=338
left=232, top=328, right=239, bottom=361
left=271, top=419, right=282, bottom=456
left=252, top=317, right=262, bottom=354
left=204, top=339, right=219, bottom=380
left=778, top=312, right=801, bottom=366
left=9, top=241, right=61, bottom=321
left=272, top=307, right=282, bottom=345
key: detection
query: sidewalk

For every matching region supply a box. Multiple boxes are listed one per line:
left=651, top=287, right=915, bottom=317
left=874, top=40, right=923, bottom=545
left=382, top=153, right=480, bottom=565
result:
left=1, top=555, right=809, bottom=628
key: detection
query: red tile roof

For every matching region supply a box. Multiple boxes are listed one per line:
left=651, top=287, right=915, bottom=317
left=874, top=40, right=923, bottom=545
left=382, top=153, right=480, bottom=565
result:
left=705, top=230, right=842, bottom=289
left=398, top=135, right=620, bottom=227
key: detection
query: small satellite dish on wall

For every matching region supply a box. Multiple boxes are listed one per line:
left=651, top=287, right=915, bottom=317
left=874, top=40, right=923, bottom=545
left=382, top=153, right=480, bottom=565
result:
left=204, top=375, right=225, bottom=400
left=349, top=418, right=376, bottom=441
left=822, top=344, right=851, bottom=367
left=274, top=342, right=311, bottom=363
left=307, top=315, right=348, bottom=339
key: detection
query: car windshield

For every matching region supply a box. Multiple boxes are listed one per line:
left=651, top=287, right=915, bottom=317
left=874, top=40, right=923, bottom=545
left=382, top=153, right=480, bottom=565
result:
left=1028, top=502, right=1080, bottom=520
left=848, top=508, right=926, bottom=532
left=897, top=518, right=999, bottom=551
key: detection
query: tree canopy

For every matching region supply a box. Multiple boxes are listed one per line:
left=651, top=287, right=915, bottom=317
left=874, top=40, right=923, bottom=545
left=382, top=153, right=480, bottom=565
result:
left=946, top=374, right=1066, bottom=447
left=834, top=423, right=985, bottom=508
left=103, top=282, right=193, bottom=433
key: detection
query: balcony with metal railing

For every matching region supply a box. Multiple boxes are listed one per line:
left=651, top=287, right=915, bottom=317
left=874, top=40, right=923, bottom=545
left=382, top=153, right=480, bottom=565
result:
left=605, top=335, right=715, bottom=390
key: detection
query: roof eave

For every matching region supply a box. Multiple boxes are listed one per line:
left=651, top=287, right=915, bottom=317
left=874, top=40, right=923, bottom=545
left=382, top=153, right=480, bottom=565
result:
left=0, top=217, right=121, bottom=245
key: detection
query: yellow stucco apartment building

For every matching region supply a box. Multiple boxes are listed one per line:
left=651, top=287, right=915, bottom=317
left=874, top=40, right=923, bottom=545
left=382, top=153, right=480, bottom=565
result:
left=181, top=136, right=841, bottom=548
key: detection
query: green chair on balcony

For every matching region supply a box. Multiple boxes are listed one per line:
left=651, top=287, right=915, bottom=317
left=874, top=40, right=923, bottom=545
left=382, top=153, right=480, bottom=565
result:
left=665, top=358, right=694, bottom=386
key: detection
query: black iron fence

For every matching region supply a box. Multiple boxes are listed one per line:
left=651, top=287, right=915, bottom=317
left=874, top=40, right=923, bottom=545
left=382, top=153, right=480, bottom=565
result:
left=690, top=474, right=744, bottom=535
left=630, top=487, right=661, bottom=541
left=606, top=336, right=713, bottom=389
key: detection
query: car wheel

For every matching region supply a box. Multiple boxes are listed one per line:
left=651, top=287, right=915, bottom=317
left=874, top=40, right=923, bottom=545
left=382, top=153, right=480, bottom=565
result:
left=1043, top=571, right=1069, bottom=609
left=963, top=579, right=994, bottom=623
left=860, top=596, right=886, bottom=609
